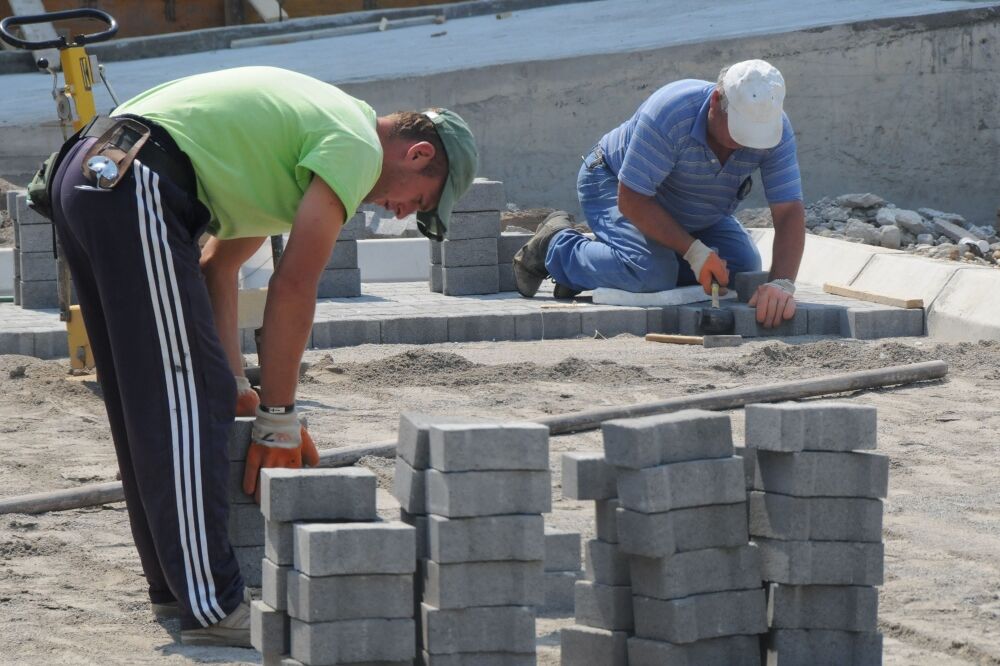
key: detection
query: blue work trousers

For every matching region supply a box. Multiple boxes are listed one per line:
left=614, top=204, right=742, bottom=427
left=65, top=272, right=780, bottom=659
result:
left=545, top=155, right=761, bottom=292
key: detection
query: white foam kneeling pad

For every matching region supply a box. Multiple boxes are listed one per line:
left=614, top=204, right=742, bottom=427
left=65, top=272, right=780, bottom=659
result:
left=593, top=285, right=736, bottom=307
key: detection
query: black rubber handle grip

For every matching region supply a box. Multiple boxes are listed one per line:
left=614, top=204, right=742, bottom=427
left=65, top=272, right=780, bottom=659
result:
left=0, top=8, right=117, bottom=50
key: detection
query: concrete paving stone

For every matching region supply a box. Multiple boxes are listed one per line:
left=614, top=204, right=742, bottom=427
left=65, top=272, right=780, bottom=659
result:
left=498, top=232, right=531, bottom=263
left=444, top=210, right=502, bottom=240
left=228, top=461, right=254, bottom=504
left=235, top=545, right=264, bottom=586
left=428, top=422, right=549, bottom=471
left=317, top=268, right=362, bottom=298
left=646, top=305, right=680, bottom=335
left=540, top=308, right=583, bottom=339
left=616, top=457, right=746, bottom=514
left=262, top=558, right=291, bottom=611
left=748, top=491, right=883, bottom=542
left=30, top=329, right=67, bottom=359
left=337, top=212, right=366, bottom=241
left=421, top=603, right=536, bottom=654
left=228, top=502, right=265, bottom=547
left=311, top=317, right=381, bottom=348
left=616, top=502, right=748, bottom=558
left=629, top=545, right=761, bottom=600
left=754, top=538, right=884, bottom=586
left=574, top=580, right=634, bottom=632
left=227, top=419, right=254, bottom=461
left=735, top=446, right=755, bottom=489
left=627, top=635, right=762, bottom=666
left=544, top=528, right=581, bottom=572
left=6, top=190, right=23, bottom=215
left=399, top=509, right=429, bottom=559
left=735, top=271, right=769, bottom=303
left=430, top=264, right=443, bottom=293
left=453, top=180, right=505, bottom=214
left=595, top=499, right=620, bottom=543
left=602, top=410, right=734, bottom=470
left=440, top=237, right=499, bottom=267
left=633, top=588, right=767, bottom=644
left=422, top=559, right=545, bottom=609
left=326, top=240, right=358, bottom=269
left=560, top=625, right=628, bottom=666
left=391, top=457, right=427, bottom=514
left=580, top=307, right=648, bottom=337
left=677, top=305, right=700, bottom=336
left=287, top=571, right=413, bottom=622
left=261, top=467, right=377, bottom=522
left=745, top=402, right=877, bottom=452
left=294, top=522, right=416, bottom=577
left=543, top=570, right=580, bottom=614
left=847, top=307, right=924, bottom=339
left=447, top=312, right=517, bottom=342
left=805, top=304, right=846, bottom=335
left=251, top=600, right=290, bottom=655
left=427, top=514, right=544, bottom=563
left=430, top=240, right=442, bottom=264
left=731, top=303, right=809, bottom=337
left=18, top=279, right=58, bottom=309
left=749, top=450, right=889, bottom=498
left=381, top=314, right=450, bottom=343
left=422, top=652, right=535, bottom=666
left=290, top=617, right=415, bottom=664
left=425, top=469, right=551, bottom=517
left=0, top=331, right=35, bottom=356
left=562, top=452, right=617, bottom=500
left=767, top=583, right=878, bottom=632
left=399, top=413, right=483, bottom=470
left=584, top=538, right=630, bottom=586
left=14, top=194, right=48, bottom=225
left=442, top=265, right=500, bottom=296
left=765, top=629, right=883, bottom=666
left=498, top=263, right=516, bottom=293
left=15, top=222, right=51, bottom=253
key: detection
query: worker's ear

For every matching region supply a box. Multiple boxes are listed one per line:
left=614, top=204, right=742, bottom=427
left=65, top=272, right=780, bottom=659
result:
left=405, top=141, right=436, bottom=170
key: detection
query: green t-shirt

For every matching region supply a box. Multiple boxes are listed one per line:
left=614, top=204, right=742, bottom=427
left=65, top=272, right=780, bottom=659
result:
left=115, top=66, right=382, bottom=239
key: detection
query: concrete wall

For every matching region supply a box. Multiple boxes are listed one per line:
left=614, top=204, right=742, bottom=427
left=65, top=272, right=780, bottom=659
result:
left=337, top=7, right=1000, bottom=223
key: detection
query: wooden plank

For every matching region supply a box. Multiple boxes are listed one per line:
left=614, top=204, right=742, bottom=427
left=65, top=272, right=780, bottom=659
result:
left=645, top=333, right=703, bottom=345
left=823, top=283, right=924, bottom=309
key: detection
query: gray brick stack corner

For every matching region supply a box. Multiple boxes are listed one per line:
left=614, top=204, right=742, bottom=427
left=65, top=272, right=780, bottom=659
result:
left=744, top=401, right=886, bottom=665
left=429, top=178, right=509, bottom=296
left=393, top=415, right=549, bottom=664
left=317, top=212, right=365, bottom=298
left=227, top=418, right=265, bottom=586
left=254, top=465, right=415, bottom=665
left=543, top=527, right=583, bottom=614
left=12, top=192, right=60, bottom=309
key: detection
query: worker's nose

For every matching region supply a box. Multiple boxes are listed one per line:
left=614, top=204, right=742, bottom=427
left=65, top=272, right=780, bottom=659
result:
left=395, top=202, right=417, bottom=218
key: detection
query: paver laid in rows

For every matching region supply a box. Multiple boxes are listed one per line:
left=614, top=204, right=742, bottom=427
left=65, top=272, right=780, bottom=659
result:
left=428, top=422, right=549, bottom=471
left=293, top=522, right=416, bottom=577
left=574, top=580, right=633, bottom=631
left=747, top=449, right=889, bottom=498
left=425, top=469, right=552, bottom=517
left=632, top=588, right=767, bottom=644
left=427, top=514, right=545, bottom=564
left=441, top=265, right=500, bottom=296
left=422, top=559, right=544, bottom=609
left=616, top=502, right=749, bottom=558
left=561, top=625, right=628, bottom=666
left=602, top=410, right=734, bottom=470
left=748, top=491, right=884, bottom=542
left=628, top=545, right=761, bottom=600
left=766, top=583, right=878, bottom=632
left=562, top=452, right=617, bottom=500
left=286, top=572, right=413, bottom=622
left=765, top=628, right=883, bottom=665
left=754, top=537, right=884, bottom=586
left=420, top=604, right=536, bottom=655
left=261, top=467, right=377, bottom=522
left=745, top=402, right=878, bottom=452
left=290, top=617, right=415, bottom=664
left=616, top=457, right=745, bottom=514
left=627, top=635, right=763, bottom=666
left=734, top=270, right=770, bottom=303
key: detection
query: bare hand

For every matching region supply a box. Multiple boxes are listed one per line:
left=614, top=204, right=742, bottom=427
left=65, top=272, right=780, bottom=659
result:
left=748, top=282, right=796, bottom=328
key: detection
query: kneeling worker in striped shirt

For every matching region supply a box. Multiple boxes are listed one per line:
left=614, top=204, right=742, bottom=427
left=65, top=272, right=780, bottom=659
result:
left=513, top=59, right=804, bottom=329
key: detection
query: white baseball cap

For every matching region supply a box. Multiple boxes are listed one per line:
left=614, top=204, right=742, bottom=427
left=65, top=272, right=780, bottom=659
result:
left=722, top=59, right=786, bottom=149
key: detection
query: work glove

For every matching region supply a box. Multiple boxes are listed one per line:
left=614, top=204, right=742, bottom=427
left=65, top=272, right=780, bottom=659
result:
left=683, top=240, right=729, bottom=295
left=234, top=376, right=260, bottom=418
left=749, top=278, right=797, bottom=329
left=243, top=406, right=320, bottom=503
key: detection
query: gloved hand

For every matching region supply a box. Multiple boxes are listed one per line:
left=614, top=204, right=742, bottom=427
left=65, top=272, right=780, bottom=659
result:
left=683, top=240, right=729, bottom=295
left=748, top=278, right=796, bottom=328
left=234, top=376, right=260, bottom=418
left=243, top=406, right=320, bottom=503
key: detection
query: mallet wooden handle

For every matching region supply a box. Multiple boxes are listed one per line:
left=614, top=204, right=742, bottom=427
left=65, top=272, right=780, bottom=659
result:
left=645, top=333, right=704, bottom=345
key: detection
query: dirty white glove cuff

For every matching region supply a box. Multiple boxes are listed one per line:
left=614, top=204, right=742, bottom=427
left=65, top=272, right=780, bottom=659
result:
left=251, top=406, right=301, bottom=449
left=235, top=376, right=252, bottom=393
left=768, top=278, right=796, bottom=295
left=682, top=240, right=712, bottom=276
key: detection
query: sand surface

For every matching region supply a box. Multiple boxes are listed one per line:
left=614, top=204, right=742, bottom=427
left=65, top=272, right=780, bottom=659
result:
left=1, top=335, right=999, bottom=664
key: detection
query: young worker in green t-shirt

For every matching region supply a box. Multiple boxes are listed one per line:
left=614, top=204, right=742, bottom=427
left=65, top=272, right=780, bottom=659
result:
left=48, top=66, right=478, bottom=647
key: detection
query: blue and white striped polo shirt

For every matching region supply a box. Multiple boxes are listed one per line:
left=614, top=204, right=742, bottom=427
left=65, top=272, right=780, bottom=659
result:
left=598, top=79, right=803, bottom=232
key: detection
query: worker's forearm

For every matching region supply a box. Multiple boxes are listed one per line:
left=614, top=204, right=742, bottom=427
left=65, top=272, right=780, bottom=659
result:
left=621, top=195, right=694, bottom=254
left=769, top=213, right=805, bottom=282
left=258, top=277, right=316, bottom=407
left=203, top=267, right=245, bottom=376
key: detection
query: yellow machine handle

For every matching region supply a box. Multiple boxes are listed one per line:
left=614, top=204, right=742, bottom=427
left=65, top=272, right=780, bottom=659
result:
left=59, top=46, right=96, bottom=131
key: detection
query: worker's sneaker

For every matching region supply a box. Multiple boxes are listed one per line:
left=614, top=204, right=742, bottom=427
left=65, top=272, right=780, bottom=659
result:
left=512, top=212, right=574, bottom=298
left=151, top=600, right=181, bottom=619
left=552, top=283, right=581, bottom=300
left=179, top=589, right=252, bottom=648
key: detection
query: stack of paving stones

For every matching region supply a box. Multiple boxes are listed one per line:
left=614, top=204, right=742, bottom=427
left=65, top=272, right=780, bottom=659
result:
left=543, top=527, right=583, bottom=614
left=227, top=418, right=266, bottom=586
left=743, top=401, right=886, bottom=665
left=317, top=213, right=365, bottom=298
left=251, top=465, right=416, bottom=665
left=11, top=192, right=60, bottom=308
left=395, top=415, right=550, bottom=665
left=429, top=178, right=505, bottom=296
left=563, top=410, right=769, bottom=665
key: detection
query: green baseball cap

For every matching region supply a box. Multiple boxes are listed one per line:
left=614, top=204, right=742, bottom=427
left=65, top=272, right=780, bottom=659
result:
left=416, top=108, right=479, bottom=241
